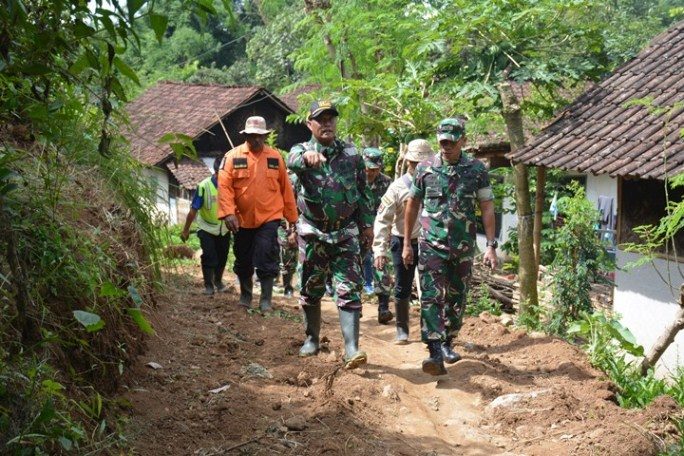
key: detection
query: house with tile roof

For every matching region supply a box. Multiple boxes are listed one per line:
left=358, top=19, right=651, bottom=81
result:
left=125, top=81, right=309, bottom=223
left=509, top=21, right=684, bottom=374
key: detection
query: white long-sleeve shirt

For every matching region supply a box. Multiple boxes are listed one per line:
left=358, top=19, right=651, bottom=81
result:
left=372, top=173, right=421, bottom=258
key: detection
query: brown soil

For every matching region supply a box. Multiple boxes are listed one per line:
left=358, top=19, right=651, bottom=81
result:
left=121, top=267, right=678, bottom=455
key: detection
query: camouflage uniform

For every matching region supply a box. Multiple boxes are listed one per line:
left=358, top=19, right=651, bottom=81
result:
left=410, top=153, right=493, bottom=342
left=287, top=138, right=375, bottom=310
left=364, top=172, right=393, bottom=296
left=278, top=222, right=297, bottom=275
left=278, top=173, right=299, bottom=279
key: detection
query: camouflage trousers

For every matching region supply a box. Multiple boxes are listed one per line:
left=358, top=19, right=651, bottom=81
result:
left=278, top=226, right=297, bottom=276
left=361, top=247, right=392, bottom=297
left=417, top=241, right=473, bottom=342
left=298, top=234, right=363, bottom=310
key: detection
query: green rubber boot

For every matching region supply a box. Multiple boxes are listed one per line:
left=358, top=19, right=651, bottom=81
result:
left=299, top=304, right=321, bottom=357
left=339, top=308, right=367, bottom=369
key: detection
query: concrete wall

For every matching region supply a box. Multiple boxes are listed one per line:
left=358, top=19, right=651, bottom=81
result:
left=584, top=173, right=684, bottom=376
left=614, top=250, right=684, bottom=377
left=586, top=174, right=618, bottom=204
left=142, top=167, right=171, bottom=223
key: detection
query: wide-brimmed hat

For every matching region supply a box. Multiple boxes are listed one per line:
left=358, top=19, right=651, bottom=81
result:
left=240, top=116, right=273, bottom=135
left=362, top=147, right=383, bottom=169
left=308, top=100, right=339, bottom=120
left=404, top=139, right=434, bottom=162
left=436, top=117, right=465, bottom=142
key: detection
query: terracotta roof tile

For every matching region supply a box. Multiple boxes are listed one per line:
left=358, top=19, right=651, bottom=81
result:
left=125, top=82, right=270, bottom=165
left=166, top=158, right=212, bottom=190
left=509, top=20, right=684, bottom=180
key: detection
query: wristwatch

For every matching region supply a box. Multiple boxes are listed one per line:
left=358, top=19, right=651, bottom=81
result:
left=486, top=239, right=498, bottom=249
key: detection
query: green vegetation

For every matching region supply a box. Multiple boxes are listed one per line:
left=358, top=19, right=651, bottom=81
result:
left=547, top=182, right=614, bottom=334
left=466, top=284, right=503, bottom=317
left=568, top=312, right=684, bottom=454
left=2, top=0, right=683, bottom=453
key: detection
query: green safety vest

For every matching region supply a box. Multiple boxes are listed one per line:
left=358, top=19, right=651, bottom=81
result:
left=196, top=176, right=228, bottom=236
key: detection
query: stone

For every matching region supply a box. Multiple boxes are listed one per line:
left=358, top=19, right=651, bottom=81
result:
left=486, top=389, right=550, bottom=411
left=240, top=363, right=273, bottom=379
left=381, top=384, right=399, bottom=401
left=499, top=314, right=514, bottom=327
left=284, top=416, right=307, bottom=431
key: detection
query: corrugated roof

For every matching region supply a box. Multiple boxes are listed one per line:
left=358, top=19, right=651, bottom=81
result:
left=508, top=20, right=684, bottom=180
left=125, top=82, right=273, bottom=166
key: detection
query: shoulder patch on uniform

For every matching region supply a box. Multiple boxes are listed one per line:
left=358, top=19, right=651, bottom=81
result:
left=233, top=157, right=248, bottom=169
left=267, top=157, right=280, bottom=169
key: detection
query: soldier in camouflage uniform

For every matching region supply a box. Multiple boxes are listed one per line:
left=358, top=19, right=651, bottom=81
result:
left=403, top=118, right=498, bottom=376
left=278, top=173, right=299, bottom=297
left=287, top=101, right=375, bottom=370
left=361, top=147, right=394, bottom=324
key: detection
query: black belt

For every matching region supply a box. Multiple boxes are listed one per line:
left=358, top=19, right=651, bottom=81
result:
left=311, top=217, right=355, bottom=233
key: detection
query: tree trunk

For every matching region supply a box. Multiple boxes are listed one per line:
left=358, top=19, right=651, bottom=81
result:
left=395, top=142, right=407, bottom=178
left=534, top=166, right=547, bottom=271
left=498, top=81, right=538, bottom=313
left=640, top=284, right=684, bottom=375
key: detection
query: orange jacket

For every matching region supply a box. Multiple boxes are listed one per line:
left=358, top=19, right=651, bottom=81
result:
left=217, top=142, right=297, bottom=228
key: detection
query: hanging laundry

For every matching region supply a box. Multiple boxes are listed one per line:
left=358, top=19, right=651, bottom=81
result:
left=549, top=192, right=559, bottom=221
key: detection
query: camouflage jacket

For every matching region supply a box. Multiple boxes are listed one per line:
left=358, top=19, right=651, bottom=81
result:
left=410, top=153, right=493, bottom=256
left=279, top=172, right=300, bottom=240
left=368, top=173, right=392, bottom=213
left=287, top=137, right=374, bottom=242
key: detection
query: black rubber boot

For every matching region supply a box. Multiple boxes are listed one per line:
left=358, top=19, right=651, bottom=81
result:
left=299, top=305, right=321, bottom=357
left=339, top=308, right=367, bottom=369
left=325, top=276, right=334, bottom=297
left=377, top=294, right=394, bottom=324
left=282, top=273, right=294, bottom=297
left=238, top=275, right=253, bottom=308
left=441, top=337, right=461, bottom=364
left=214, top=267, right=227, bottom=293
left=201, top=267, right=215, bottom=296
left=422, top=340, right=447, bottom=376
left=259, top=276, right=274, bottom=312
left=394, top=297, right=410, bottom=345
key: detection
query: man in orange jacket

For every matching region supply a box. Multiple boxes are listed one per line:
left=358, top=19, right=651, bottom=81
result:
left=218, top=116, right=298, bottom=311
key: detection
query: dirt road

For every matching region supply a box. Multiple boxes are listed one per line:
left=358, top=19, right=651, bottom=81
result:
left=121, top=268, right=676, bottom=455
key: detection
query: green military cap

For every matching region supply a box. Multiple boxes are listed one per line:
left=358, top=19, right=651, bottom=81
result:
left=362, top=147, right=383, bottom=169
left=437, top=118, right=466, bottom=142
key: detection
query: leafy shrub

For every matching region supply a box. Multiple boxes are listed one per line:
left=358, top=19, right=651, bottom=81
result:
left=567, top=312, right=672, bottom=409
left=547, top=182, right=614, bottom=334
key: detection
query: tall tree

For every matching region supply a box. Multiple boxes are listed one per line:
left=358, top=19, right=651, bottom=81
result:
left=419, top=0, right=615, bottom=312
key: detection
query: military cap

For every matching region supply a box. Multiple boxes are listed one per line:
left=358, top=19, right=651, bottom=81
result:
left=437, top=118, right=466, bottom=142
left=362, top=147, right=383, bottom=169
left=308, top=100, right=339, bottom=120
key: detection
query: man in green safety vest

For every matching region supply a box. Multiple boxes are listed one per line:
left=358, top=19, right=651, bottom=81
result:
left=181, top=157, right=231, bottom=296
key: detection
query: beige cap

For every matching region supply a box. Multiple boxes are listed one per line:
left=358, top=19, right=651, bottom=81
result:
left=240, top=116, right=273, bottom=135
left=404, top=139, right=434, bottom=162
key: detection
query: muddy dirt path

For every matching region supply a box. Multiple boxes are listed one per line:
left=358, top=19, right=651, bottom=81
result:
left=121, top=267, right=676, bottom=455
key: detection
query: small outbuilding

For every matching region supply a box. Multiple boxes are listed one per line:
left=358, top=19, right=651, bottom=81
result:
left=125, top=81, right=309, bottom=223
left=509, top=21, right=684, bottom=374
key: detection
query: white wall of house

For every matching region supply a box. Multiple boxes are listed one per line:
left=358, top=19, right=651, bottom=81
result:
left=142, top=167, right=171, bottom=223
left=177, top=197, right=191, bottom=225
left=584, top=173, right=683, bottom=376
left=585, top=174, right=618, bottom=204
left=614, top=251, right=684, bottom=377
